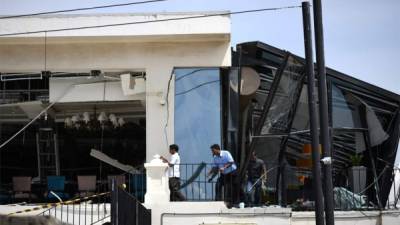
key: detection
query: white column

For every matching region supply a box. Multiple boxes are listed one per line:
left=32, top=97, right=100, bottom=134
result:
left=145, top=66, right=174, bottom=163
left=144, top=155, right=170, bottom=205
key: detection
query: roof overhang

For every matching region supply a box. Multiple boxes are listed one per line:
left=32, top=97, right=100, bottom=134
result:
left=0, top=13, right=231, bottom=44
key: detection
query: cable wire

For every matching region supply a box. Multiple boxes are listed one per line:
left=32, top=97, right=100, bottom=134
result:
left=0, top=84, right=75, bottom=150
left=0, top=0, right=167, bottom=19
left=164, top=72, right=173, bottom=147
left=175, top=80, right=219, bottom=96
left=164, top=68, right=221, bottom=146
left=175, top=68, right=216, bottom=81
left=0, top=6, right=301, bottom=37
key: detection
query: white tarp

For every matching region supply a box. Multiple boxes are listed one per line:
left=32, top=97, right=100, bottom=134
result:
left=386, top=168, right=400, bottom=208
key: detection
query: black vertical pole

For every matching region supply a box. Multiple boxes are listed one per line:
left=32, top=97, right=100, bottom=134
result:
left=237, top=46, right=242, bottom=161
left=237, top=46, right=243, bottom=193
left=312, top=1, right=335, bottom=225
left=0, top=123, right=2, bottom=190
left=281, top=163, right=287, bottom=207
left=111, top=178, right=117, bottom=225
left=302, top=2, right=325, bottom=225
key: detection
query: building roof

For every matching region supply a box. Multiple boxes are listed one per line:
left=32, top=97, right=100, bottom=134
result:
left=238, top=41, right=400, bottom=103
left=0, top=12, right=231, bottom=44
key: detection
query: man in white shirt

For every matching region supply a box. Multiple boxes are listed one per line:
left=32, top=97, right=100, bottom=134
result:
left=160, top=144, right=185, bottom=201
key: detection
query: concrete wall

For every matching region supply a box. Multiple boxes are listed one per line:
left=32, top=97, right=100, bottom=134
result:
left=159, top=208, right=400, bottom=225
left=381, top=210, right=400, bottom=225
left=291, top=211, right=381, bottom=225
left=153, top=202, right=291, bottom=225
left=0, top=13, right=231, bottom=162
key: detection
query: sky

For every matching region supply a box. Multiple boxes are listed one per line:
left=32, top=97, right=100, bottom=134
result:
left=1, top=0, right=399, bottom=95
left=1, top=0, right=400, bottom=163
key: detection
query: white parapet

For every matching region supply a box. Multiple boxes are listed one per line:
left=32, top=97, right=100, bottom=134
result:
left=144, top=154, right=170, bottom=206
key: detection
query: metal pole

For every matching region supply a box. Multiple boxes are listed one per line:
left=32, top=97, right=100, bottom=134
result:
left=0, top=123, right=2, bottom=189
left=312, top=1, right=335, bottom=225
left=237, top=46, right=242, bottom=163
left=302, top=2, right=325, bottom=225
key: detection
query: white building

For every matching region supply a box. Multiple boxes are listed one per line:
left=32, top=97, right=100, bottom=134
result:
left=0, top=12, right=230, bottom=162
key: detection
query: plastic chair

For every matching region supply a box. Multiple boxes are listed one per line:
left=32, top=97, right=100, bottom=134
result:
left=12, top=176, right=33, bottom=202
left=129, top=174, right=146, bottom=201
left=77, top=175, right=97, bottom=197
left=47, top=176, right=69, bottom=201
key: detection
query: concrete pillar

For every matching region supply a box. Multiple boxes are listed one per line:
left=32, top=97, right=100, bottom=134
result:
left=144, top=154, right=170, bottom=206
left=145, top=66, right=174, bottom=163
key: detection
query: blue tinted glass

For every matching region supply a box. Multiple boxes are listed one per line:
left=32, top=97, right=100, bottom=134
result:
left=332, top=84, right=363, bottom=128
left=174, top=68, right=221, bottom=201
left=174, top=68, right=221, bottom=164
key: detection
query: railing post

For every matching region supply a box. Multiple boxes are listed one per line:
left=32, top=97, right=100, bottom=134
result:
left=144, top=155, right=170, bottom=206
left=111, top=178, right=117, bottom=225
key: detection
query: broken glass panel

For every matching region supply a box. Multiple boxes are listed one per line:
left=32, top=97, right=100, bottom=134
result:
left=260, top=56, right=305, bottom=135
left=332, top=84, right=363, bottom=128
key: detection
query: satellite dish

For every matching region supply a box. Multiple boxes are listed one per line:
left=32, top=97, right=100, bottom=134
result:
left=230, top=67, right=261, bottom=96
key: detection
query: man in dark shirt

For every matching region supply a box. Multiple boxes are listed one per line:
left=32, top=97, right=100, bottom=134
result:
left=246, top=151, right=266, bottom=206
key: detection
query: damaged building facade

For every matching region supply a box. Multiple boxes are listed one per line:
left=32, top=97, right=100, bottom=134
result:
left=0, top=12, right=231, bottom=191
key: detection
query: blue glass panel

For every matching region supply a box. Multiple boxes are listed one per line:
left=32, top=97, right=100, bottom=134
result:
left=332, top=84, right=363, bottom=128
left=174, top=68, right=221, bottom=201
left=174, top=68, right=221, bottom=164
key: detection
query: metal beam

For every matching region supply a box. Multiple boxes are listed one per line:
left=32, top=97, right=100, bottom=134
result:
left=239, top=53, right=290, bottom=180
left=275, top=63, right=306, bottom=206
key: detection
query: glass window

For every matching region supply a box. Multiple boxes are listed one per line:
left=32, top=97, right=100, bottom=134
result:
left=332, top=84, right=363, bottom=128
left=174, top=68, right=221, bottom=164
left=174, top=68, right=221, bottom=200
left=291, top=84, right=320, bottom=132
left=260, top=56, right=305, bottom=134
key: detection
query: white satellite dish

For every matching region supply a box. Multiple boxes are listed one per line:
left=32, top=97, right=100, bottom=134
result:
left=230, top=67, right=261, bottom=96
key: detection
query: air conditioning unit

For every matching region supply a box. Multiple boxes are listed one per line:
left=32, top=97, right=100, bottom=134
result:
left=120, top=74, right=146, bottom=96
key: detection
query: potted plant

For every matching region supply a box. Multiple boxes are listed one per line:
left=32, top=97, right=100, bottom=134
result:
left=348, top=153, right=367, bottom=194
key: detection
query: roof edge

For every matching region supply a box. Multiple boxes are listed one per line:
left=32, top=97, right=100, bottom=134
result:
left=0, top=11, right=231, bottom=19
left=237, top=41, right=400, bottom=102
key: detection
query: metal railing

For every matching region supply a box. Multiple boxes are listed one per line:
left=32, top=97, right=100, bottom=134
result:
left=287, top=166, right=400, bottom=211
left=125, top=173, right=147, bottom=203
left=26, top=164, right=400, bottom=222
left=36, top=172, right=147, bottom=225
left=38, top=191, right=111, bottom=225
left=174, top=163, right=400, bottom=211
left=174, top=163, right=243, bottom=205
left=385, top=168, right=400, bottom=209
left=0, top=89, right=49, bottom=104
left=111, top=182, right=151, bottom=225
